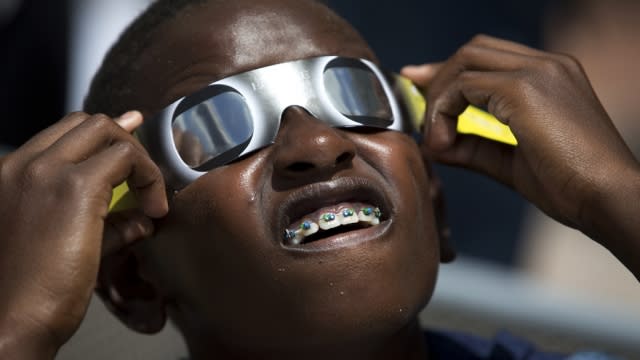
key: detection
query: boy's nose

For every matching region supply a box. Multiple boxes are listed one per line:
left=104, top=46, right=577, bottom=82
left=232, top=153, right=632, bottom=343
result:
left=272, top=106, right=356, bottom=182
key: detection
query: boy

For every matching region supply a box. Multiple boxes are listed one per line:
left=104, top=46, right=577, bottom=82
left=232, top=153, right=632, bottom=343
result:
left=1, top=0, right=638, bottom=358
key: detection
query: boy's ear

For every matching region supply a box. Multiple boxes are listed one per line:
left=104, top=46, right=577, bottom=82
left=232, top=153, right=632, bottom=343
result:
left=96, top=247, right=167, bottom=334
left=426, top=161, right=456, bottom=263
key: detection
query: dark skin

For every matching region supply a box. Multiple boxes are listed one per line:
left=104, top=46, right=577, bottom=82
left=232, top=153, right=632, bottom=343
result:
left=402, top=35, right=640, bottom=278
left=123, top=2, right=439, bottom=359
left=0, top=1, right=639, bottom=359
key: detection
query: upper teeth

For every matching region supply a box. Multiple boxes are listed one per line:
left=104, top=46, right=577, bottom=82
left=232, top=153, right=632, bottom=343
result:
left=284, top=206, right=382, bottom=245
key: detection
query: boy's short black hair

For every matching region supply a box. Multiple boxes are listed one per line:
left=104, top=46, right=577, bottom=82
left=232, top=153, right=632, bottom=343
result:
left=83, top=0, right=331, bottom=117
left=83, top=0, right=208, bottom=116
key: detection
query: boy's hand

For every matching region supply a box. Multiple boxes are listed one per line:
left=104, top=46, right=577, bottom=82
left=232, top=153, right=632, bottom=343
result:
left=0, top=111, right=167, bottom=357
left=402, top=35, right=638, bottom=232
left=402, top=35, right=640, bottom=277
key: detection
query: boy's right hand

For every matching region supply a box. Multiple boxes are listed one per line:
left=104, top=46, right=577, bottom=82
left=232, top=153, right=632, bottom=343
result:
left=0, top=111, right=167, bottom=357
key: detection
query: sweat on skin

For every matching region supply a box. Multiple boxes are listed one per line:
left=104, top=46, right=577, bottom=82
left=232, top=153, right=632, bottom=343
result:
left=1, top=0, right=640, bottom=359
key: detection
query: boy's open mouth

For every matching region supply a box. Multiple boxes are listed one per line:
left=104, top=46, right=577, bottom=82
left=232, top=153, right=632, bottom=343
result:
left=278, top=177, right=391, bottom=247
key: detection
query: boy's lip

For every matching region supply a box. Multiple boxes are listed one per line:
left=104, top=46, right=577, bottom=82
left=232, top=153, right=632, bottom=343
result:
left=276, top=176, right=393, bottom=251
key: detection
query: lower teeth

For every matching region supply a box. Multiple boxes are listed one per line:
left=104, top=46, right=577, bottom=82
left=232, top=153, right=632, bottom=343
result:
left=301, top=223, right=369, bottom=244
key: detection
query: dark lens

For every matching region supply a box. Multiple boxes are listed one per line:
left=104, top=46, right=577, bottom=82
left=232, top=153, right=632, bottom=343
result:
left=323, top=65, right=393, bottom=127
left=172, top=90, right=253, bottom=168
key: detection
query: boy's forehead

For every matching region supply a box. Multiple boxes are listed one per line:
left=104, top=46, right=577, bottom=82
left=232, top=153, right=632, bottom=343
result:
left=134, top=0, right=375, bottom=114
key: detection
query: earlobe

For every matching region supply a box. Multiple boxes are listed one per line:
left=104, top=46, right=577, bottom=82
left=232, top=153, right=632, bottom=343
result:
left=96, top=249, right=167, bottom=334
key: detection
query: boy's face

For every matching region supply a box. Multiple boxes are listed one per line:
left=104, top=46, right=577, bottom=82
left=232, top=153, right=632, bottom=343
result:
left=126, top=0, right=442, bottom=352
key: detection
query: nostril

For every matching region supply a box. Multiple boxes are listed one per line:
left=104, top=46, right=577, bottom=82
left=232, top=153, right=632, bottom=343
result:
left=286, top=162, right=315, bottom=172
left=335, top=152, right=353, bottom=165
left=285, top=152, right=353, bottom=173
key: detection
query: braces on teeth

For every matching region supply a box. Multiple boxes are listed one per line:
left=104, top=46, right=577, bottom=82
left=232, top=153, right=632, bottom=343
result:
left=284, top=207, right=382, bottom=244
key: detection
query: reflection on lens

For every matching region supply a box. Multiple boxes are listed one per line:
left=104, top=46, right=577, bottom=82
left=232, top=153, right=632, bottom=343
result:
left=172, top=90, right=253, bottom=168
left=323, top=65, right=392, bottom=126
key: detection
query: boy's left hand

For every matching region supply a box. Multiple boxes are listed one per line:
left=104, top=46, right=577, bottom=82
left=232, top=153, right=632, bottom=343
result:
left=402, top=35, right=640, bottom=277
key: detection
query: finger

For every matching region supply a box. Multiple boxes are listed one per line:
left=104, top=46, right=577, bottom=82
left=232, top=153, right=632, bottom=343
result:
left=455, top=70, right=520, bottom=124
left=426, top=38, right=546, bottom=102
left=15, top=111, right=142, bottom=164
left=422, top=48, right=525, bottom=150
left=78, top=140, right=168, bottom=218
left=426, top=68, right=519, bottom=150
left=427, top=44, right=537, bottom=100
left=452, top=35, right=582, bottom=79
left=466, top=34, right=583, bottom=71
left=400, top=36, right=541, bottom=89
left=41, top=113, right=148, bottom=164
left=102, top=209, right=154, bottom=256
left=400, top=62, right=444, bottom=87
left=399, top=34, right=543, bottom=86
left=468, top=34, right=546, bottom=57
left=453, top=43, right=541, bottom=72
left=424, top=68, right=472, bottom=151
left=426, top=134, right=515, bottom=188
left=425, top=104, right=460, bottom=151
left=408, top=41, right=550, bottom=150
left=17, top=112, right=91, bottom=157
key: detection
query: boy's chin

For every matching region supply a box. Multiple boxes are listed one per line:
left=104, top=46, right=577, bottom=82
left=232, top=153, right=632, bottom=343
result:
left=188, top=273, right=437, bottom=352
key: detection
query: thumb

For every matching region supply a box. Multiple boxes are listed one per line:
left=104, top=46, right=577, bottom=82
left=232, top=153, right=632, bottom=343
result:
left=401, top=63, right=443, bottom=87
left=426, top=134, right=515, bottom=188
left=114, top=110, right=144, bottom=133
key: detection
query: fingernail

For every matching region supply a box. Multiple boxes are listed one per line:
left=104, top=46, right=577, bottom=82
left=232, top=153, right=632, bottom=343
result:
left=401, top=65, right=419, bottom=74
left=401, top=65, right=429, bottom=77
left=116, top=110, right=143, bottom=131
